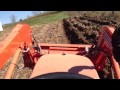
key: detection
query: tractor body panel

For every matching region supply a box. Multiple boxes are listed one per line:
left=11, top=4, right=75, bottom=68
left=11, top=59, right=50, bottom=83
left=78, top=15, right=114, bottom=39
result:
left=30, top=54, right=99, bottom=79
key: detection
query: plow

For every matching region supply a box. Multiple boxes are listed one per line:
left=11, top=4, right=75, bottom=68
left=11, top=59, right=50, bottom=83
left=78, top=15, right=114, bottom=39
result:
left=0, top=22, right=120, bottom=79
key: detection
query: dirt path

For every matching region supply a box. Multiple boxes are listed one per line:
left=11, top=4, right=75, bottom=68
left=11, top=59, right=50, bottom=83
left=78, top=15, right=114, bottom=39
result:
left=31, top=21, right=69, bottom=44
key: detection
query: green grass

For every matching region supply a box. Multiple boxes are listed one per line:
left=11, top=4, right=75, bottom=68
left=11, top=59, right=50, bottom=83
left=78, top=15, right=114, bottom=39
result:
left=20, top=11, right=69, bottom=26
left=3, top=11, right=69, bottom=30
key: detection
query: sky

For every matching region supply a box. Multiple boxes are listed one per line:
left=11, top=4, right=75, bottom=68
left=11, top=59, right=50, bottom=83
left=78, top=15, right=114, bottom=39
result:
left=0, top=11, right=34, bottom=24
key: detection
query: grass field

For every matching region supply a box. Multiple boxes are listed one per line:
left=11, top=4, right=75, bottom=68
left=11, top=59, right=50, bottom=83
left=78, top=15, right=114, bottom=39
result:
left=3, top=11, right=69, bottom=28
left=20, top=11, right=69, bottom=26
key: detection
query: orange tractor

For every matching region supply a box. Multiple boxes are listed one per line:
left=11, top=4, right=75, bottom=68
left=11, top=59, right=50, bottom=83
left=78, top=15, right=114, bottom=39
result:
left=0, top=24, right=120, bottom=79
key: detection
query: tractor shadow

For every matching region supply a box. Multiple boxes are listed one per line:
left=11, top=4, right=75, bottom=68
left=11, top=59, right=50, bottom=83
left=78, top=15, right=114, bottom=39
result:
left=68, top=66, right=94, bottom=74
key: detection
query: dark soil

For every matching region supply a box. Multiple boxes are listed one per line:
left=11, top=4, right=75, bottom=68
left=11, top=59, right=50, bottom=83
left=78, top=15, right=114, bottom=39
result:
left=63, top=15, right=119, bottom=45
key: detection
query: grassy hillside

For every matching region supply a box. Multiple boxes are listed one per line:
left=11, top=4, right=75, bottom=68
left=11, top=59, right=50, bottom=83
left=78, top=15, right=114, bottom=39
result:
left=20, top=11, right=69, bottom=26
left=3, top=11, right=69, bottom=29
left=3, top=11, right=120, bottom=29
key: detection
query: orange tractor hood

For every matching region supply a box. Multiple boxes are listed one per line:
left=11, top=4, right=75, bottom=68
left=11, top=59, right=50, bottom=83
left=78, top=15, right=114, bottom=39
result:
left=30, top=54, right=99, bottom=79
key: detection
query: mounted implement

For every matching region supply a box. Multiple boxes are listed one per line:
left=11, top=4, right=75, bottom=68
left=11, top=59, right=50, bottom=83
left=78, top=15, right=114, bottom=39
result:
left=0, top=24, right=120, bottom=79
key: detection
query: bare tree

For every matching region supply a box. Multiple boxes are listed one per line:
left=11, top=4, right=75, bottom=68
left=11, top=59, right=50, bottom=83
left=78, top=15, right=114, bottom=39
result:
left=10, top=15, right=17, bottom=23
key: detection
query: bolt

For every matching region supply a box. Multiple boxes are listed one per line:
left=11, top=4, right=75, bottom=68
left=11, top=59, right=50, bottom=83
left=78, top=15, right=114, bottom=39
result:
left=62, top=52, right=66, bottom=55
